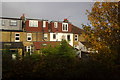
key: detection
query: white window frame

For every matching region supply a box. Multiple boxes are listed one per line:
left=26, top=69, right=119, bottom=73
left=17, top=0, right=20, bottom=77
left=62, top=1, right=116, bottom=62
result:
left=10, top=20, right=17, bottom=26
left=27, top=33, right=32, bottom=41
left=42, top=44, right=47, bottom=46
left=1, top=19, right=5, bottom=26
left=29, top=20, right=38, bottom=27
left=44, top=34, right=48, bottom=39
left=62, top=23, right=68, bottom=31
left=43, top=21, right=46, bottom=28
left=15, top=33, right=20, bottom=42
left=26, top=46, right=32, bottom=55
left=74, top=34, right=78, bottom=41
left=54, top=22, right=58, bottom=28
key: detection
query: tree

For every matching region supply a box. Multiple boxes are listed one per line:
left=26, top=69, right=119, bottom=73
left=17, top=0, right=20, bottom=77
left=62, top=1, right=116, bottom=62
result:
left=82, top=2, right=120, bottom=65
left=58, top=40, right=76, bottom=58
left=41, top=40, right=76, bottom=58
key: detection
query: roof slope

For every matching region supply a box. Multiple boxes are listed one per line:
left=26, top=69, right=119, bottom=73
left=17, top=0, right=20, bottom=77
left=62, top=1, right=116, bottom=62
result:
left=33, top=41, right=61, bottom=50
left=72, top=25, right=84, bottom=34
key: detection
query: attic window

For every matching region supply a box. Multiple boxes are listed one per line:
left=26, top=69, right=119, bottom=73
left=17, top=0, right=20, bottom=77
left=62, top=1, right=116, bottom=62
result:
left=1, top=19, right=5, bottom=26
left=54, top=22, right=58, bottom=28
left=62, top=23, right=68, bottom=31
left=10, top=20, right=17, bottom=26
left=43, top=21, right=46, bottom=27
left=29, top=20, right=38, bottom=27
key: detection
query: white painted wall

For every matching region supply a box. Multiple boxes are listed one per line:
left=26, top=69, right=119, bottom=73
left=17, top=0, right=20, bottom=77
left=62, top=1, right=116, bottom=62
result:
left=74, top=42, right=87, bottom=52
left=50, top=32, right=73, bottom=46
left=78, top=42, right=87, bottom=52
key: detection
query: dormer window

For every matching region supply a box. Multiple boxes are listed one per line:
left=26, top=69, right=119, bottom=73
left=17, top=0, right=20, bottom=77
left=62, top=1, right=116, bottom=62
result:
left=54, top=22, right=58, bottom=28
left=1, top=19, right=5, bottom=26
left=10, top=20, right=17, bottom=26
left=62, top=23, right=68, bottom=31
left=43, top=21, right=46, bottom=28
left=29, top=20, right=38, bottom=27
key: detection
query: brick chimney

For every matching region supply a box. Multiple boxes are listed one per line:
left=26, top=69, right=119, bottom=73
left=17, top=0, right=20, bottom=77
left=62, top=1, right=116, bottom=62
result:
left=63, top=18, right=69, bottom=23
left=20, top=14, right=26, bottom=31
left=20, top=14, right=25, bottom=20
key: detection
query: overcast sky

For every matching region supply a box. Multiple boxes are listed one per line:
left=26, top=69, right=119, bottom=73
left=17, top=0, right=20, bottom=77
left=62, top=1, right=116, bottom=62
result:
left=2, top=2, right=94, bottom=28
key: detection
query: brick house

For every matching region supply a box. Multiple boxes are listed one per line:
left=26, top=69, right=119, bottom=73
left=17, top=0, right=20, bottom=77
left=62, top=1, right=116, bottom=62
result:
left=0, top=15, right=87, bottom=56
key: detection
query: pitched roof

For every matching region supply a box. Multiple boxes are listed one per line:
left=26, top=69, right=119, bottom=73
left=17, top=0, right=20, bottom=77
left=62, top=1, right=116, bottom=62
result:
left=72, top=25, right=84, bottom=34
left=33, top=41, right=61, bottom=50
left=1, top=29, right=23, bottom=32
left=81, top=42, right=92, bottom=48
left=0, top=17, right=22, bottom=20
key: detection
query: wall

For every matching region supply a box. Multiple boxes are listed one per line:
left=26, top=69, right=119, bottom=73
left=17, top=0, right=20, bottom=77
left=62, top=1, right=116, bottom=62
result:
left=50, top=32, right=73, bottom=46
left=1, top=31, right=50, bottom=42
left=1, top=31, right=11, bottom=42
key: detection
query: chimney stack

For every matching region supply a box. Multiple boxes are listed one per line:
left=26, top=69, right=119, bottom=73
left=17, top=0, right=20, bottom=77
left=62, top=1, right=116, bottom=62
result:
left=20, top=13, right=25, bottom=20
left=63, top=18, right=68, bottom=23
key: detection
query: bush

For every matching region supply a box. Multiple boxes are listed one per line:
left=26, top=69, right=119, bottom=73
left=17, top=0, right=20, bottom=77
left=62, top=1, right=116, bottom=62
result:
left=2, top=40, right=120, bottom=80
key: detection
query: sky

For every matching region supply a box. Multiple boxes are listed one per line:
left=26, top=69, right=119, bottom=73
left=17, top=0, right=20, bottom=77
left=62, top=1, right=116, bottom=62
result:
left=2, top=2, right=94, bottom=28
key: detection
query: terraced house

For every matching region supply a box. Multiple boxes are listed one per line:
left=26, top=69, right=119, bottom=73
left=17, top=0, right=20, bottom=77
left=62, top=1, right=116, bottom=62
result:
left=0, top=14, right=87, bottom=57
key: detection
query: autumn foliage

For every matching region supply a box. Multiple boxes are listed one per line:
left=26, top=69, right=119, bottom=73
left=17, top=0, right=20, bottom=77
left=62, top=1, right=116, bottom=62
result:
left=83, top=2, right=120, bottom=65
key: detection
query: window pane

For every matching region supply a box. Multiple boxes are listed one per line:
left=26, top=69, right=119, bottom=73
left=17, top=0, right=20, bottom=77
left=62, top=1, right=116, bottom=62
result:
left=75, top=38, right=77, bottom=41
left=66, top=24, right=67, bottom=30
left=44, top=34, right=47, bottom=39
left=54, top=22, right=58, bottom=28
left=62, top=23, right=68, bottom=31
left=67, top=35, right=70, bottom=41
left=33, top=21, right=38, bottom=27
left=15, top=33, right=20, bottom=42
left=53, top=34, right=56, bottom=39
left=43, top=21, right=46, bottom=27
left=29, top=20, right=38, bottom=27
left=42, top=44, right=47, bottom=46
left=16, top=34, right=19, bottom=36
left=28, top=37, right=31, bottom=40
left=75, top=35, right=78, bottom=41
left=29, top=20, right=33, bottom=27
left=10, top=20, right=17, bottom=26
left=27, top=33, right=32, bottom=41
left=27, top=33, right=32, bottom=36
left=28, top=49, right=30, bottom=52
left=15, top=37, right=19, bottom=40
left=2, top=20, right=5, bottom=26
left=63, top=24, right=65, bottom=30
